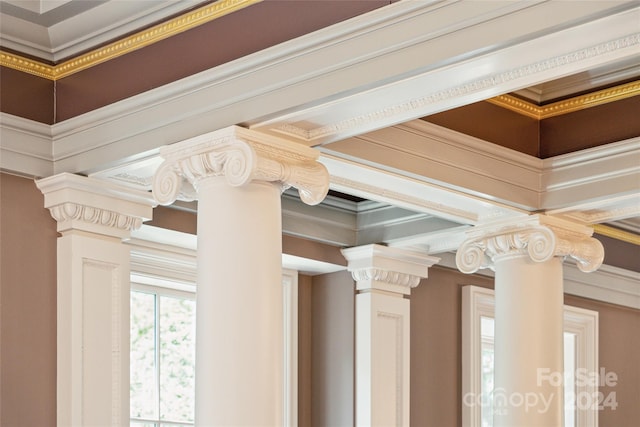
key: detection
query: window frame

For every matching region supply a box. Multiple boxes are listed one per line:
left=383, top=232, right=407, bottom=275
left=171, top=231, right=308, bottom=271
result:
left=462, top=285, right=598, bottom=427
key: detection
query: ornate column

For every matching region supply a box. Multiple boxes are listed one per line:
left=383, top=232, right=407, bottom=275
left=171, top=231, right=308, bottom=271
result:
left=341, top=244, right=439, bottom=427
left=152, top=126, right=329, bottom=426
left=456, top=215, right=604, bottom=426
left=36, top=173, right=154, bottom=427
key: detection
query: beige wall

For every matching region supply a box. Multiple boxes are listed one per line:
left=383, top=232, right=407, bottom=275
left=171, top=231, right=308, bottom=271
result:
left=0, top=173, right=57, bottom=426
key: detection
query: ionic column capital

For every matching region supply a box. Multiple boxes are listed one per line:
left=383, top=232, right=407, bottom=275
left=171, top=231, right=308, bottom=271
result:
left=341, top=244, right=439, bottom=295
left=36, top=172, right=154, bottom=238
left=152, top=126, right=329, bottom=206
left=456, top=214, right=604, bottom=274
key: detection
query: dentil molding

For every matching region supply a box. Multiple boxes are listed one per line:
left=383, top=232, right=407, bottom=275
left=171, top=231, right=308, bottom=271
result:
left=456, top=215, right=604, bottom=275
left=152, top=126, right=329, bottom=206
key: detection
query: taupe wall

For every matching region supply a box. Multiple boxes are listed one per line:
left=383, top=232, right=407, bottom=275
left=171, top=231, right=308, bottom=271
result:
left=0, top=173, right=57, bottom=426
left=564, top=294, right=640, bottom=426
left=410, top=266, right=494, bottom=426
left=410, top=266, right=640, bottom=427
left=298, top=274, right=313, bottom=427
left=310, top=270, right=355, bottom=427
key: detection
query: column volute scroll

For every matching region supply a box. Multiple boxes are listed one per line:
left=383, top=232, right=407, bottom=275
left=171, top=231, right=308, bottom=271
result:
left=152, top=125, right=330, bottom=206
left=456, top=214, right=604, bottom=274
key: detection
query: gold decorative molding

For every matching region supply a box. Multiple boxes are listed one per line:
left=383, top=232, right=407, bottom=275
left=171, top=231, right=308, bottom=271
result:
left=0, top=0, right=262, bottom=80
left=593, top=224, right=640, bottom=246
left=487, top=80, right=640, bottom=120
left=0, top=52, right=55, bottom=79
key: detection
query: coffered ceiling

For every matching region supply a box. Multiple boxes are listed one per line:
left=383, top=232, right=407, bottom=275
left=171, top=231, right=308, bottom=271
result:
left=1, top=0, right=638, bottom=264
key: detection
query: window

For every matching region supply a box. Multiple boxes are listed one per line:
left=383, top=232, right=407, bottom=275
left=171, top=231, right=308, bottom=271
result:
left=462, top=285, right=598, bottom=427
left=130, top=282, right=196, bottom=427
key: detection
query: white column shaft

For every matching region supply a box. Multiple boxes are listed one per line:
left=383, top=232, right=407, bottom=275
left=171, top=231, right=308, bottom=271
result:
left=195, top=178, right=283, bottom=426
left=493, top=255, right=564, bottom=426
left=356, top=291, right=410, bottom=426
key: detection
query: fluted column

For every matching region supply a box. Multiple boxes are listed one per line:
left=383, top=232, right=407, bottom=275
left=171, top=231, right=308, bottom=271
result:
left=36, top=173, right=154, bottom=427
left=456, top=215, right=604, bottom=426
left=341, top=244, right=439, bottom=427
left=152, top=126, right=329, bottom=426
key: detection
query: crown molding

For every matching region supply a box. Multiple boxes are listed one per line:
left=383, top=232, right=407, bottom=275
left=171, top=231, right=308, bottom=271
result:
left=0, top=112, right=53, bottom=177
left=593, top=224, right=640, bottom=246
left=0, top=0, right=261, bottom=73
left=513, top=57, right=640, bottom=104
left=609, top=218, right=640, bottom=235
left=486, top=80, right=640, bottom=120
left=541, top=137, right=640, bottom=212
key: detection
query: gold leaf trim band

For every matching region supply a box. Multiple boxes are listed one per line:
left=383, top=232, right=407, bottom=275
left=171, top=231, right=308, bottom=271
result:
left=487, top=80, right=640, bottom=120
left=0, top=52, right=55, bottom=79
left=0, top=0, right=262, bottom=80
left=593, top=224, right=640, bottom=246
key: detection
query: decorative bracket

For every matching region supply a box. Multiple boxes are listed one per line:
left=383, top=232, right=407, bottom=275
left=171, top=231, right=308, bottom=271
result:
left=152, top=126, right=330, bottom=206
left=456, top=214, right=604, bottom=274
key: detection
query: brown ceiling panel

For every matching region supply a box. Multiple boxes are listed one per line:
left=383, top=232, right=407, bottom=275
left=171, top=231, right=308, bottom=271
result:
left=0, top=66, right=54, bottom=124
left=594, top=233, right=640, bottom=273
left=540, top=96, right=640, bottom=158
left=422, top=101, right=540, bottom=157
left=55, top=0, right=389, bottom=121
